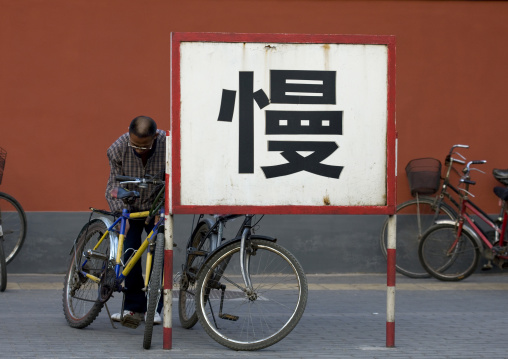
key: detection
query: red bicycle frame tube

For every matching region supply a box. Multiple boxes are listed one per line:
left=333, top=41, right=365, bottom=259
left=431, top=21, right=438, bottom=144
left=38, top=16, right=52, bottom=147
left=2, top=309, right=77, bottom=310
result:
left=452, top=199, right=508, bottom=259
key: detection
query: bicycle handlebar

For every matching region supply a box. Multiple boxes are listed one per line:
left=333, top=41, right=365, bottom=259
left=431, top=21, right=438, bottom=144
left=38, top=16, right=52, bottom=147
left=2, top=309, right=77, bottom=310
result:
left=465, top=160, right=487, bottom=173
left=450, top=144, right=469, bottom=153
left=470, top=160, right=487, bottom=165
left=115, top=175, right=165, bottom=186
left=459, top=160, right=487, bottom=186
left=445, top=144, right=469, bottom=166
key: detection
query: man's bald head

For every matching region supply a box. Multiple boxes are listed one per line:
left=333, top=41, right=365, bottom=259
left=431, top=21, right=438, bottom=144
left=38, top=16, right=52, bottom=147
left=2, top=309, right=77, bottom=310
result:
left=129, top=116, right=157, bottom=138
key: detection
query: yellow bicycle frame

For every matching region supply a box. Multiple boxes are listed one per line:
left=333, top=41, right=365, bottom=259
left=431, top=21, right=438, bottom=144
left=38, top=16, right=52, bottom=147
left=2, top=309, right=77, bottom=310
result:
left=85, top=210, right=155, bottom=287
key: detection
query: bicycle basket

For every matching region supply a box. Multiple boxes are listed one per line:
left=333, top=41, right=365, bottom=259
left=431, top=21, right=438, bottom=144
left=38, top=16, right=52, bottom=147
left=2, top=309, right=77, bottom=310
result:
left=405, top=157, right=441, bottom=196
left=0, top=147, right=6, bottom=185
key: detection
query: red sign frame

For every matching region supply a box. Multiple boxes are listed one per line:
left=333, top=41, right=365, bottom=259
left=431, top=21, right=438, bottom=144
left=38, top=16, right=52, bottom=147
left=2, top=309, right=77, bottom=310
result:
left=170, top=32, right=396, bottom=215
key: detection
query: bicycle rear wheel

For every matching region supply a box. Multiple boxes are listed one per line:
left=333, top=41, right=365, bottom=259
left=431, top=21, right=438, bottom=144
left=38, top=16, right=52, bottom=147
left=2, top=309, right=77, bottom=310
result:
left=178, top=219, right=213, bottom=329
left=143, top=232, right=164, bottom=350
left=0, top=192, right=27, bottom=264
left=195, top=239, right=308, bottom=351
left=0, top=239, right=6, bottom=292
left=62, top=219, right=109, bottom=328
left=418, top=223, right=480, bottom=281
left=380, top=196, right=456, bottom=278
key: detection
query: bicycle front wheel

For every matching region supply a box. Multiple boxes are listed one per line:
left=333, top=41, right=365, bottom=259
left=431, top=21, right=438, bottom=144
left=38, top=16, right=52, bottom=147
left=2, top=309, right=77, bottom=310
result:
left=62, top=219, right=109, bottom=328
left=418, top=223, right=480, bottom=281
left=143, top=232, right=164, bottom=350
left=0, top=192, right=27, bottom=264
left=178, top=219, right=213, bottom=329
left=380, top=196, right=456, bottom=278
left=0, top=239, right=6, bottom=292
left=195, top=239, right=308, bottom=351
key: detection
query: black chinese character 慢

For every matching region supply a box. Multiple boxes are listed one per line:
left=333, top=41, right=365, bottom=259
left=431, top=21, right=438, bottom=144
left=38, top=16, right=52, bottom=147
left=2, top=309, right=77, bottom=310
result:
left=216, top=70, right=343, bottom=178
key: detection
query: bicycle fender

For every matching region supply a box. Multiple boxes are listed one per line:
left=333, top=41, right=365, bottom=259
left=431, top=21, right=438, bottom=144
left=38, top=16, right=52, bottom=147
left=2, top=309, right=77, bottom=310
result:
left=249, top=234, right=277, bottom=242
left=186, top=218, right=215, bottom=249
left=434, top=220, right=484, bottom=254
left=97, top=216, right=119, bottom=260
left=68, top=217, right=119, bottom=260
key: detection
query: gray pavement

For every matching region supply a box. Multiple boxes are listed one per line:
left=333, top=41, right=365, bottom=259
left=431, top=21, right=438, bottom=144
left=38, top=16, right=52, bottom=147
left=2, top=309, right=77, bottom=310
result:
left=1, top=272, right=508, bottom=358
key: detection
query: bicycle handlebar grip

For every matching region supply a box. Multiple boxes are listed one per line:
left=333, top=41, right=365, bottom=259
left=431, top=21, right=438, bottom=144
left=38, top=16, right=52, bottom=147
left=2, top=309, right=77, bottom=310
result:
left=462, top=179, right=476, bottom=185
left=449, top=144, right=469, bottom=154
left=116, top=175, right=138, bottom=181
left=472, top=160, right=487, bottom=165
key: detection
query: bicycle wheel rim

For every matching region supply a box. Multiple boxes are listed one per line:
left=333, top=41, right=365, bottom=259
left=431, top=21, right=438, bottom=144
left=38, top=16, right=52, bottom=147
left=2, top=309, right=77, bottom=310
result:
left=143, top=232, right=164, bottom=349
left=178, top=220, right=212, bottom=329
left=196, top=239, right=307, bottom=351
left=0, top=192, right=27, bottom=264
left=419, top=224, right=479, bottom=281
left=62, top=220, right=108, bottom=327
left=380, top=197, right=455, bottom=278
left=178, top=273, right=199, bottom=328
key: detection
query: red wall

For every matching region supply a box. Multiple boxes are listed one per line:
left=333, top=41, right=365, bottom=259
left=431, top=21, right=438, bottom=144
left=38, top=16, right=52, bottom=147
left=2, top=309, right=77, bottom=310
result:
left=1, top=0, right=507, bottom=212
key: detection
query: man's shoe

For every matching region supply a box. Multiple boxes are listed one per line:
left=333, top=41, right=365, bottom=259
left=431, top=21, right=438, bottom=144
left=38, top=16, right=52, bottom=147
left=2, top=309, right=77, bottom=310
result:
left=111, top=310, right=144, bottom=322
left=145, top=311, right=162, bottom=325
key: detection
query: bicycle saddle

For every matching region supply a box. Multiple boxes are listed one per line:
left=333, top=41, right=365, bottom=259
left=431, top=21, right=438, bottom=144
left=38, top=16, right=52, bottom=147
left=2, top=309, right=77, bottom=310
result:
left=110, top=187, right=140, bottom=200
left=494, top=186, right=508, bottom=201
left=493, top=169, right=508, bottom=185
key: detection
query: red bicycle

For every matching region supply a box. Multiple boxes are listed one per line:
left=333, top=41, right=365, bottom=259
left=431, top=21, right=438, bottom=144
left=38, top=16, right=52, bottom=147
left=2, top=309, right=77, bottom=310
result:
left=418, top=160, right=508, bottom=281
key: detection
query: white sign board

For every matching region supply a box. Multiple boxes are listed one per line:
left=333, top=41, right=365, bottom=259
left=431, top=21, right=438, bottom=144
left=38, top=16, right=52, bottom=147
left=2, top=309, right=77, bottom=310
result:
left=170, top=33, right=396, bottom=214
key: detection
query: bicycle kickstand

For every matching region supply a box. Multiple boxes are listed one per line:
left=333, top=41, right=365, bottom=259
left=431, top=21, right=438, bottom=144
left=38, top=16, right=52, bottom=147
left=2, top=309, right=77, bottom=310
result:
left=104, top=302, right=118, bottom=329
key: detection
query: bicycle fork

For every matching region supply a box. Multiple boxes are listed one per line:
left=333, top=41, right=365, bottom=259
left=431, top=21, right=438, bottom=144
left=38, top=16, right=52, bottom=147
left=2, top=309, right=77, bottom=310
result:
left=240, top=227, right=256, bottom=298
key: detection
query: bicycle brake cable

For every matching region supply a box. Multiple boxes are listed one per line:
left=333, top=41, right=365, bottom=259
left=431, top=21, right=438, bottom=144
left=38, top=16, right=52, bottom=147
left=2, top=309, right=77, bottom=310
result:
left=252, top=215, right=265, bottom=232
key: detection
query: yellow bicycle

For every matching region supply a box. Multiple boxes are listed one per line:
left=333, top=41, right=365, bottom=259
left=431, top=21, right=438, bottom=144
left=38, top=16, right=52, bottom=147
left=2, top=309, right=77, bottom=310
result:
left=62, top=175, right=165, bottom=349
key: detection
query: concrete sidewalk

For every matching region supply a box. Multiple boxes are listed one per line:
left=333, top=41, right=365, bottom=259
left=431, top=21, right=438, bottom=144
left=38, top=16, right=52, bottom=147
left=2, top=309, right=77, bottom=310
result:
left=1, top=272, right=507, bottom=358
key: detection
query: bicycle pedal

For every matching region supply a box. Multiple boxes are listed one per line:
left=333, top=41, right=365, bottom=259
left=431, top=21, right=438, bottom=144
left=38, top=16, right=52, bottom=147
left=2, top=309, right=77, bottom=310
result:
left=121, top=316, right=141, bottom=329
left=219, top=313, right=239, bottom=321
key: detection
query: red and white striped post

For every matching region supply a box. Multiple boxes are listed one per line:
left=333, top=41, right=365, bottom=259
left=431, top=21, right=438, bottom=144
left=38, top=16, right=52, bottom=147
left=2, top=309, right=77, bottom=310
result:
left=163, top=130, right=173, bottom=349
left=386, top=214, right=396, bottom=347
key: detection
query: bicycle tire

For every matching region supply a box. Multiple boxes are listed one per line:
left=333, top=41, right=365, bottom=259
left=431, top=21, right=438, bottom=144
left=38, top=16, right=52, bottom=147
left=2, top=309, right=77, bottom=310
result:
left=143, top=232, right=164, bottom=350
left=195, top=239, right=308, bottom=351
left=418, top=223, right=480, bottom=281
left=178, top=219, right=213, bottom=329
left=62, top=219, right=109, bottom=328
left=380, top=197, right=456, bottom=278
left=0, top=192, right=27, bottom=264
left=0, top=239, right=6, bottom=292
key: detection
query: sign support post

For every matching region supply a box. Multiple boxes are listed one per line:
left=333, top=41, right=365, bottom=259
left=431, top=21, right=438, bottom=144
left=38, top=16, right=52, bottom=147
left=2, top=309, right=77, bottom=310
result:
left=386, top=214, right=396, bottom=347
left=163, top=130, right=173, bottom=349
